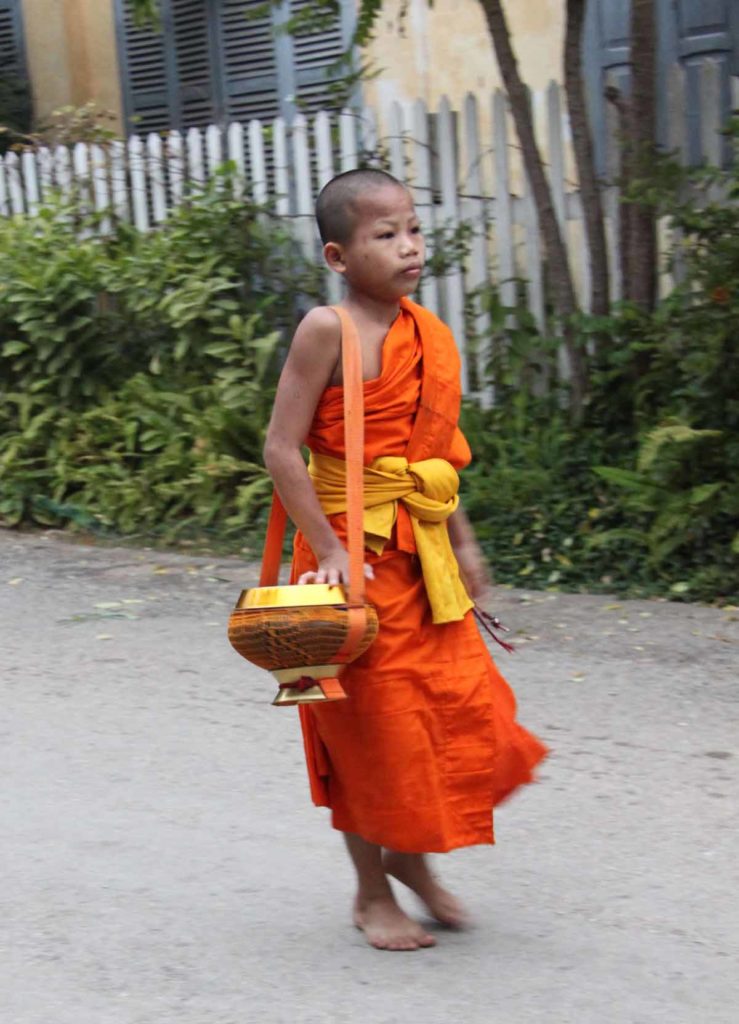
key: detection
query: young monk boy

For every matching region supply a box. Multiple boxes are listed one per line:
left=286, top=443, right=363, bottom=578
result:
left=263, top=169, right=547, bottom=952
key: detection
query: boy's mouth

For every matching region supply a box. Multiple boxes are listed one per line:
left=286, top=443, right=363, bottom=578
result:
left=401, top=264, right=423, bottom=277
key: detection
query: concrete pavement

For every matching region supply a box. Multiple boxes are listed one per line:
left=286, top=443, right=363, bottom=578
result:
left=2, top=530, right=738, bottom=1024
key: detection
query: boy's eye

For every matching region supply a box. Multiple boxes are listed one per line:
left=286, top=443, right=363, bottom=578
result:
left=411, top=225, right=422, bottom=234
left=378, top=231, right=394, bottom=240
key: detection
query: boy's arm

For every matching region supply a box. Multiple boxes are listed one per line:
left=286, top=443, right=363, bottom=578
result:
left=263, top=307, right=370, bottom=586
left=448, top=504, right=491, bottom=599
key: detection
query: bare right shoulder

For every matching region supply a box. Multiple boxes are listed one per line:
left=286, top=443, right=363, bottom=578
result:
left=264, top=307, right=341, bottom=451
left=290, top=306, right=341, bottom=371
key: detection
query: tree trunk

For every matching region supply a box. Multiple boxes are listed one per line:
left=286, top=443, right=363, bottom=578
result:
left=564, top=0, right=609, bottom=319
left=624, top=0, right=657, bottom=311
left=479, top=0, right=587, bottom=414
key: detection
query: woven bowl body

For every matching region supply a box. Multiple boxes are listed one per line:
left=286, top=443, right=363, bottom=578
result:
left=227, top=584, right=379, bottom=675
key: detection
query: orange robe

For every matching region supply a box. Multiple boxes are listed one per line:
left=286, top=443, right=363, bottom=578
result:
left=292, top=298, right=547, bottom=853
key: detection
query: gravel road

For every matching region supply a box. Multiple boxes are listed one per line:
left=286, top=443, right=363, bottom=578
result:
left=2, top=529, right=738, bottom=1024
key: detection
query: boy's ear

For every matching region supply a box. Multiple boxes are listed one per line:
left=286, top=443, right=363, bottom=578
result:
left=323, top=241, right=346, bottom=275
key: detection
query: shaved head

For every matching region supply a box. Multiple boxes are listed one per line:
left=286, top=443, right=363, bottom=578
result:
left=315, top=169, right=408, bottom=245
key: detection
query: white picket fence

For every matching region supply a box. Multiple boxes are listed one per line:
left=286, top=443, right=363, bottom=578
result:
left=1, top=66, right=736, bottom=392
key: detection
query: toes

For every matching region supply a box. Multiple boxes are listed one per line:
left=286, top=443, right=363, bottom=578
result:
left=387, top=938, right=420, bottom=951
left=369, top=931, right=434, bottom=952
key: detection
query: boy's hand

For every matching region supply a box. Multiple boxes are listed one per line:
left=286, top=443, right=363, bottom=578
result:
left=454, top=541, right=491, bottom=600
left=298, top=547, right=375, bottom=586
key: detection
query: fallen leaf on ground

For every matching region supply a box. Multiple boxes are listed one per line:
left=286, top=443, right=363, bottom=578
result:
left=7, top=578, right=23, bottom=585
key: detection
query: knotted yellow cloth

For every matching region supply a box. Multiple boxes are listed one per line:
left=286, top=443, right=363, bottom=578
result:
left=308, top=452, right=473, bottom=624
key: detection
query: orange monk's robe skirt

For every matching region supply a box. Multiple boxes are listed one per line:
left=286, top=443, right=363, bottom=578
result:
left=293, top=529, right=548, bottom=854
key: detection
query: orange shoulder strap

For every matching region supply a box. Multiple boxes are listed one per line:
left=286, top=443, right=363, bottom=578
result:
left=259, top=308, right=367, bottom=644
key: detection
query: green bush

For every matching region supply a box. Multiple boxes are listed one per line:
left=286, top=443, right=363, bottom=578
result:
left=461, top=134, right=739, bottom=603
left=0, top=177, right=321, bottom=540
left=1, top=147, right=737, bottom=603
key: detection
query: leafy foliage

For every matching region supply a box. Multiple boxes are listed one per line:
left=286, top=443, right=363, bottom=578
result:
left=461, top=131, right=739, bottom=602
left=0, top=179, right=321, bottom=544
left=1, top=129, right=737, bottom=602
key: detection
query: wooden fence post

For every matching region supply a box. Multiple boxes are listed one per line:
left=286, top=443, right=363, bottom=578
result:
left=166, top=132, right=184, bottom=209
left=21, top=151, right=39, bottom=217
left=227, top=122, right=245, bottom=199
left=248, top=120, right=268, bottom=206
left=411, top=98, right=439, bottom=316
left=91, top=143, right=111, bottom=235
left=437, top=96, right=468, bottom=389
left=147, top=133, right=167, bottom=224
left=492, top=89, right=516, bottom=313
left=461, top=92, right=493, bottom=401
left=128, top=135, right=149, bottom=232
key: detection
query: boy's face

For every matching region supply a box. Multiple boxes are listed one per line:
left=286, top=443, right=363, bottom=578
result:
left=325, top=185, right=425, bottom=302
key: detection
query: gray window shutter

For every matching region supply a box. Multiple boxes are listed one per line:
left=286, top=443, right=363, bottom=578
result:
left=584, top=0, right=737, bottom=172
left=217, top=0, right=282, bottom=122
left=0, top=0, right=26, bottom=74
left=117, top=0, right=356, bottom=133
left=583, top=0, right=633, bottom=176
left=677, top=0, right=732, bottom=58
left=675, top=0, right=735, bottom=164
left=171, top=0, right=220, bottom=128
left=117, top=0, right=220, bottom=132
left=116, top=0, right=177, bottom=133
left=0, top=0, right=29, bottom=148
left=290, top=0, right=348, bottom=114
left=217, top=0, right=355, bottom=123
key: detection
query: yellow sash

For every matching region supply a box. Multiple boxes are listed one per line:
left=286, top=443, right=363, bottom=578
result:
left=308, top=452, right=473, bottom=624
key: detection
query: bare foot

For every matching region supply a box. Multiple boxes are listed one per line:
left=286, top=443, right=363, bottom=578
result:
left=353, top=893, right=436, bottom=951
left=383, top=852, right=469, bottom=929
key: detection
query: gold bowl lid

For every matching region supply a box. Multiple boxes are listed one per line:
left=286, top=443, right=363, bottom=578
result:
left=234, top=583, right=348, bottom=610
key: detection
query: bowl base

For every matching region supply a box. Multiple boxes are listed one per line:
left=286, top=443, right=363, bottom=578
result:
left=272, top=677, right=347, bottom=706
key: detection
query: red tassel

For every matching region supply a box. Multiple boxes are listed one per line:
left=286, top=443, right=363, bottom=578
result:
left=473, top=606, right=516, bottom=653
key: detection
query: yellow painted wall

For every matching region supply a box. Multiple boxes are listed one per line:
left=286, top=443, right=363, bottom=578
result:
left=20, top=0, right=562, bottom=138
left=365, top=0, right=564, bottom=115
left=21, top=0, right=124, bottom=130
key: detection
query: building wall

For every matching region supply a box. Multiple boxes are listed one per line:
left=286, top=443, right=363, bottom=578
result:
left=19, top=0, right=562, bottom=136
left=363, top=0, right=565, bottom=117
left=21, top=0, right=123, bottom=130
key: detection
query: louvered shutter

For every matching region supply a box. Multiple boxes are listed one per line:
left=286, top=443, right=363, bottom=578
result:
left=217, top=0, right=282, bottom=123
left=0, top=0, right=25, bottom=74
left=290, top=0, right=348, bottom=115
left=117, top=0, right=220, bottom=133
left=676, top=0, right=734, bottom=164
left=117, top=0, right=356, bottom=134
left=585, top=0, right=737, bottom=171
left=583, top=0, right=633, bottom=175
left=597, top=1, right=632, bottom=92
left=171, top=0, right=219, bottom=128
left=677, top=0, right=732, bottom=58
left=117, top=0, right=175, bottom=133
